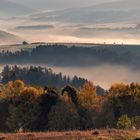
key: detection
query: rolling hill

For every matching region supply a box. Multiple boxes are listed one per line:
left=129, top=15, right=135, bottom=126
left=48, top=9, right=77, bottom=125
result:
left=0, top=30, right=22, bottom=45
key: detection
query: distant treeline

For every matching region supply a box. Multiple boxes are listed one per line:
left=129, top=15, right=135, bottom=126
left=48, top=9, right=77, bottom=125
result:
left=0, top=45, right=140, bottom=67
left=1, top=65, right=105, bottom=95
left=1, top=65, right=86, bottom=88
left=0, top=80, right=140, bottom=132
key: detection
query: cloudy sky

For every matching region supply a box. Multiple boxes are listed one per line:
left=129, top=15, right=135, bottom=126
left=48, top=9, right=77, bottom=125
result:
left=9, top=0, right=117, bottom=9
left=1, top=0, right=140, bottom=44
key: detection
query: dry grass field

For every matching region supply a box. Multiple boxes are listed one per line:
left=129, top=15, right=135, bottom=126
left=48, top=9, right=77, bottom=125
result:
left=0, top=130, right=140, bottom=140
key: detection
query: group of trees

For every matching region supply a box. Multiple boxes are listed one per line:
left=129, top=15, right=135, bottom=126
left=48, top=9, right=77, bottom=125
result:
left=1, top=65, right=86, bottom=88
left=1, top=65, right=104, bottom=95
left=0, top=80, right=140, bottom=132
left=0, top=45, right=139, bottom=68
left=0, top=80, right=99, bottom=132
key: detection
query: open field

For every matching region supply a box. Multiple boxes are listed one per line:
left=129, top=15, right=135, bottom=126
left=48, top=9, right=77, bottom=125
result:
left=0, top=130, right=140, bottom=140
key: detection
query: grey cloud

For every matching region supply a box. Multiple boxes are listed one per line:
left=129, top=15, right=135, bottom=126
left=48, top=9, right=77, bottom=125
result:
left=14, top=25, right=54, bottom=31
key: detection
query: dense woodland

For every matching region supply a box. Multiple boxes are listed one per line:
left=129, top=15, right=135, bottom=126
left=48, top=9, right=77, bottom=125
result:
left=0, top=45, right=140, bottom=68
left=0, top=79, right=140, bottom=132
left=0, top=45, right=140, bottom=132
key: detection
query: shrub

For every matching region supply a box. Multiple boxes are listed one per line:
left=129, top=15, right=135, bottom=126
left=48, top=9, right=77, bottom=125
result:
left=117, top=115, right=132, bottom=129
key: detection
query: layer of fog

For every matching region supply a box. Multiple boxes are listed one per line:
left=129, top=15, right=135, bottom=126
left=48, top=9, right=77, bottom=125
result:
left=50, top=64, right=140, bottom=89
left=0, top=64, right=140, bottom=89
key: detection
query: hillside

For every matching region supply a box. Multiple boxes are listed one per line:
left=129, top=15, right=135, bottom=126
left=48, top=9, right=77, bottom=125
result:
left=0, top=44, right=140, bottom=68
left=0, top=30, right=22, bottom=45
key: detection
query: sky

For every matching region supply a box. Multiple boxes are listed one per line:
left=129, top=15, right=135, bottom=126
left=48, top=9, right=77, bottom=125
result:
left=1, top=0, right=140, bottom=45
left=9, top=0, right=117, bottom=10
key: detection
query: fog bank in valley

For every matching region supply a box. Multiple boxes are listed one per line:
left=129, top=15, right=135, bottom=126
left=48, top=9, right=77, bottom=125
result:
left=50, top=64, right=140, bottom=89
left=0, top=64, right=139, bottom=89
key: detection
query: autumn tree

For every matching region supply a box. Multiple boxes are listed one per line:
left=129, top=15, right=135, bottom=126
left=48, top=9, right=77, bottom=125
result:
left=6, top=87, right=41, bottom=132
left=37, top=87, right=59, bottom=130
left=93, top=98, right=116, bottom=128
left=108, top=82, right=140, bottom=122
left=109, top=83, right=128, bottom=96
left=48, top=94, right=80, bottom=131
left=62, top=85, right=78, bottom=105
left=78, top=81, right=97, bottom=109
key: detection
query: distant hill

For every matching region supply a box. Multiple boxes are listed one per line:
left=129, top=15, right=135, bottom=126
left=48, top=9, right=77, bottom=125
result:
left=0, top=44, right=140, bottom=69
left=0, top=30, right=22, bottom=45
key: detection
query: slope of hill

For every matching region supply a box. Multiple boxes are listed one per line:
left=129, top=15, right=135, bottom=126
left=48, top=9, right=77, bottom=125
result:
left=0, top=44, right=140, bottom=69
left=0, top=30, right=22, bottom=45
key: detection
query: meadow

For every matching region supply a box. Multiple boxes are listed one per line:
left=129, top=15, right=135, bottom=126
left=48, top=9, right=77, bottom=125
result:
left=0, top=130, right=140, bottom=140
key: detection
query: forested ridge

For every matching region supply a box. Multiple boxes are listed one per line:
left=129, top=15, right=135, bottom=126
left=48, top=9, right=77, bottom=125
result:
left=0, top=44, right=140, bottom=68
left=1, top=65, right=87, bottom=88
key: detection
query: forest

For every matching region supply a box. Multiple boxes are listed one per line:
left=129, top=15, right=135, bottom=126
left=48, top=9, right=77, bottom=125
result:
left=0, top=46, right=140, bottom=133
left=1, top=65, right=87, bottom=88
left=0, top=77, right=140, bottom=132
left=0, top=44, right=140, bottom=68
left=1, top=65, right=105, bottom=95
